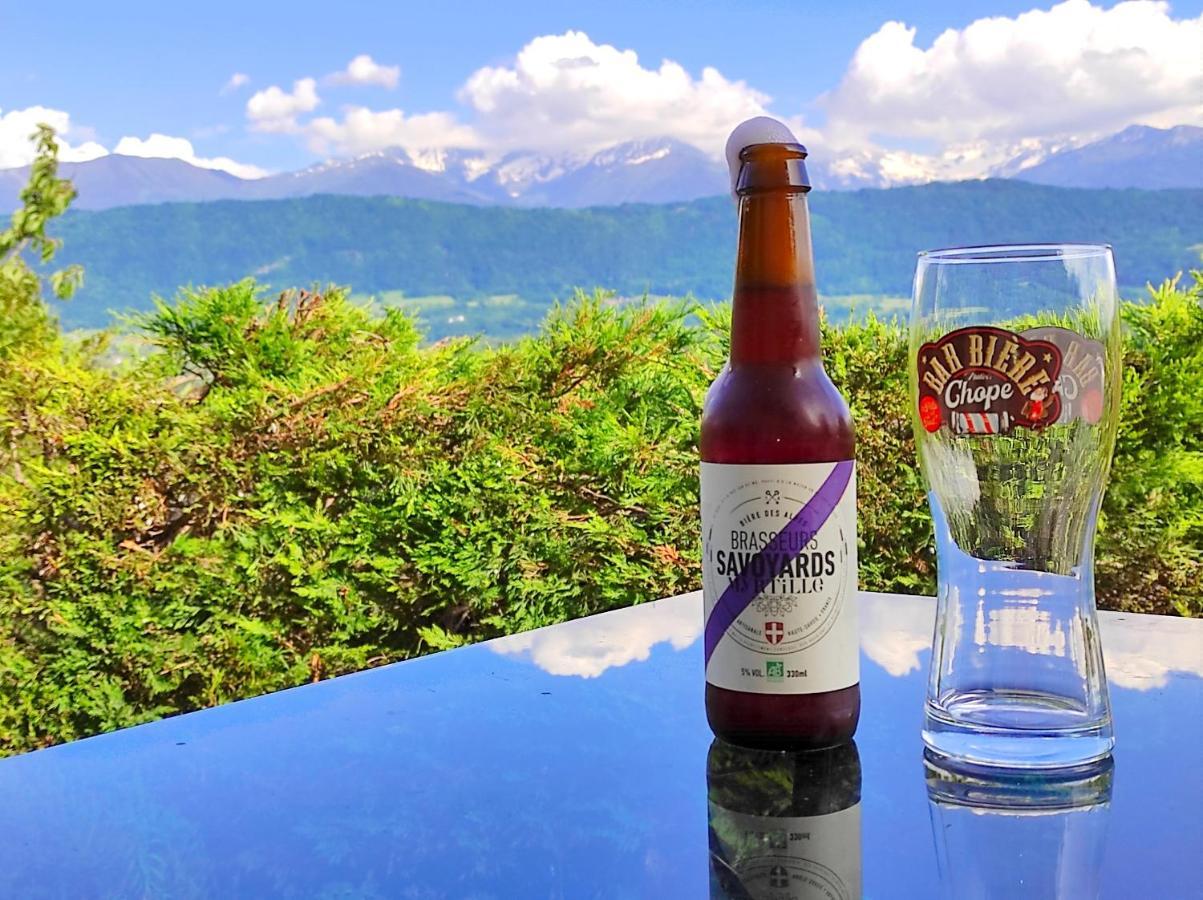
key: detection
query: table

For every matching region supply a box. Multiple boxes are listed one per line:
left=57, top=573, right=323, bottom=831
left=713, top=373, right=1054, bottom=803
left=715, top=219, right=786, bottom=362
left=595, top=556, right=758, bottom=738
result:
left=0, top=592, right=1199, bottom=898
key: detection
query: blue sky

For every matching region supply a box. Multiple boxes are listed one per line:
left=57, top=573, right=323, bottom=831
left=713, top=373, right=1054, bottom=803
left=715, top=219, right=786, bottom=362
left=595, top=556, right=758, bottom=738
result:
left=1, top=0, right=1200, bottom=181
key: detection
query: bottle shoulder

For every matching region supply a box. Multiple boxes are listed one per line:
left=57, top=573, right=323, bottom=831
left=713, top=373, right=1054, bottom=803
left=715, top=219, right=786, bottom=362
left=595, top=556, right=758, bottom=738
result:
left=701, top=361, right=854, bottom=463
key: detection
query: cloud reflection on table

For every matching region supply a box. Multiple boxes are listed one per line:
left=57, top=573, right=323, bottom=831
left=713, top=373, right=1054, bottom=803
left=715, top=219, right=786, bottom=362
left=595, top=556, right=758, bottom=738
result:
left=491, top=591, right=1203, bottom=692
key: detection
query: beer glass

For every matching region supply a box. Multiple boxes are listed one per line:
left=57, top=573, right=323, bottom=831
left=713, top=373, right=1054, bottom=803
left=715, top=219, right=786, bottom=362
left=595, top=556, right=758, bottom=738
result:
left=908, top=244, right=1121, bottom=769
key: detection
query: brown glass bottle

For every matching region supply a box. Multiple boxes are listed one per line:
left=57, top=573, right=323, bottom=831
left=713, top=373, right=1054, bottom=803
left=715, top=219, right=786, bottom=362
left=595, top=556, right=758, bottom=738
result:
left=701, top=142, right=859, bottom=750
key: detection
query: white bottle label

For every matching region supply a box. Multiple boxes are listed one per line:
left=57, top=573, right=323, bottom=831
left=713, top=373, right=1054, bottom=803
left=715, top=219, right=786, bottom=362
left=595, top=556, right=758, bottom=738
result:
left=709, top=803, right=862, bottom=900
left=701, top=462, right=857, bottom=694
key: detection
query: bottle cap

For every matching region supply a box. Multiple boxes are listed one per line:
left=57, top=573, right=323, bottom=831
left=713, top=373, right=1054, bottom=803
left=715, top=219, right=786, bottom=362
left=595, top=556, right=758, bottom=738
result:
left=725, top=116, right=803, bottom=199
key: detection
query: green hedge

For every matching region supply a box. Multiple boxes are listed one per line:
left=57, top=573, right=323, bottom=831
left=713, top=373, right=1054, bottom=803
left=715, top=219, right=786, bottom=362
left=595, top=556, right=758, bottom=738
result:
left=0, top=274, right=1199, bottom=754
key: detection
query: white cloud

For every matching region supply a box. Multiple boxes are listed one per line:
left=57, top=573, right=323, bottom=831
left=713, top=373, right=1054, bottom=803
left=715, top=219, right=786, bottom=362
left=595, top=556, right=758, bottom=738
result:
left=243, top=64, right=473, bottom=157
left=16, top=4, right=1203, bottom=190
left=825, top=0, right=1203, bottom=147
left=1, top=108, right=266, bottom=180
left=114, top=133, right=268, bottom=179
left=327, top=54, right=400, bottom=89
left=459, top=30, right=780, bottom=155
left=246, top=78, right=320, bottom=133
left=241, top=31, right=780, bottom=160
left=235, top=6, right=1201, bottom=184
left=221, top=72, right=250, bottom=95
left=0, top=106, right=107, bottom=169
left=305, top=107, right=480, bottom=156
left=239, top=32, right=791, bottom=163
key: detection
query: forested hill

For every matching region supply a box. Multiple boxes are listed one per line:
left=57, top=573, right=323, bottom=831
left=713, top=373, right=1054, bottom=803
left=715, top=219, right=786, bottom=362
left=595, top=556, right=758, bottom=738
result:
left=46, top=179, right=1203, bottom=331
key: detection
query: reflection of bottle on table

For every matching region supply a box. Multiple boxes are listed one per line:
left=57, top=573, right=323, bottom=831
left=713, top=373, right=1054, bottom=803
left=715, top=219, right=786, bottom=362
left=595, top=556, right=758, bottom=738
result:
left=708, top=739, right=862, bottom=900
left=925, top=751, right=1113, bottom=900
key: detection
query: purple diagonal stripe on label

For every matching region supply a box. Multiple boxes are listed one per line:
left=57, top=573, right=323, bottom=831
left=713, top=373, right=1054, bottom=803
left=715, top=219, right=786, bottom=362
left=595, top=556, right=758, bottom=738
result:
left=704, top=459, right=853, bottom=667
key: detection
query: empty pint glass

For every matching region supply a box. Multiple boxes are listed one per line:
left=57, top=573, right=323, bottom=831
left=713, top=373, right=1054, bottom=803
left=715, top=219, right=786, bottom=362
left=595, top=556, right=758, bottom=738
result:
left=909, top=244, right=1120, bottom=769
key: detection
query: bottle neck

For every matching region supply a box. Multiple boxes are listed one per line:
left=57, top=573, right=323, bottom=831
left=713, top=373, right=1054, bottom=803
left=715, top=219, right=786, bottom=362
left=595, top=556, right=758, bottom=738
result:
left=730, top=190, right=821, bottom=365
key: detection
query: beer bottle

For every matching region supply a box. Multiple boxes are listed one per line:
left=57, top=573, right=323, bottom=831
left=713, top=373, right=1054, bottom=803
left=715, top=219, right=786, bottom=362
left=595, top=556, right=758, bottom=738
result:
left=701, top=122, right=859, bottom=749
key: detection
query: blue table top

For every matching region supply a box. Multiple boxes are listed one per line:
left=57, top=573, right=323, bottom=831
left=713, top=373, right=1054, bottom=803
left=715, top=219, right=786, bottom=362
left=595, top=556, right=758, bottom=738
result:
left=0, top=591, right=1200, bottom=899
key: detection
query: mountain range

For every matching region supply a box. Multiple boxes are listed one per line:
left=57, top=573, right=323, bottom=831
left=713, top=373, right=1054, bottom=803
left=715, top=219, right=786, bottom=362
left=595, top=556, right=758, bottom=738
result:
left=2, top=125, right=1199, bottom=212
left=1000, top=125, right=1203, bottom=190
left=0, top=138, right=727, bottom=211
left=43, top=180, right=1202, bottom=338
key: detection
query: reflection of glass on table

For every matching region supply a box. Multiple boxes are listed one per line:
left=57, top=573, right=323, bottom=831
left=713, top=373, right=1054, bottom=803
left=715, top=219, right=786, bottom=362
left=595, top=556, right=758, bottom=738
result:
left=925, top=750, right=1113, bottom=900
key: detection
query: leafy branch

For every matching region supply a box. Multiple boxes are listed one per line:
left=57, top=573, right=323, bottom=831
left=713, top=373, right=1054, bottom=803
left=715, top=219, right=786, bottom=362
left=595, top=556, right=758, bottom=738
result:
left=0, top=123, right=83, bottom=300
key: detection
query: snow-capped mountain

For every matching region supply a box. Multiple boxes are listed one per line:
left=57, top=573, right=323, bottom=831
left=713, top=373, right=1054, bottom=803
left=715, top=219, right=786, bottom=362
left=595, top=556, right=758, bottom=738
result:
left=362, top=138, right=728, bottom=206
left=504, top=139, right=727, bottom=206
left=2, top=126, right=1198, bottom=212
left=485, top=149, right=596, bottom=200
left=988, top=137, right=1079, bottom=180
left=244, top=148, right=505, bottom=205
left=1005, top=125, right=1202, bottom=190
